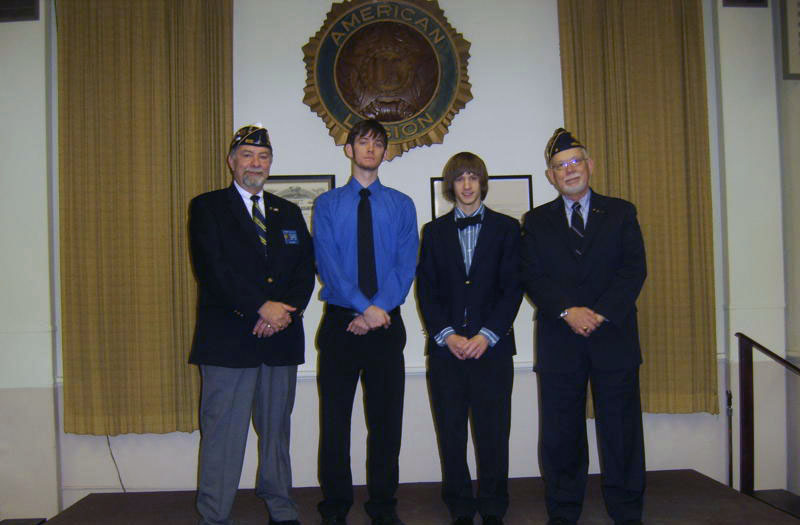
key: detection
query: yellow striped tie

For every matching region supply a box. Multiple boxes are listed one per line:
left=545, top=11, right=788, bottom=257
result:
left=251, top=194, right=267, bottom=253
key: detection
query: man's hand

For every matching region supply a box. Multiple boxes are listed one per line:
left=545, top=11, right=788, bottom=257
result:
left=563, top=306, right=602, bottom=337
left=461, top=333, right=489, bottom=359
left=257, top=301, right=296, bottom=332
left=445, top=333, right=469, bottom=360
left=347, top=315, right=370, bottom=335
left=362, top=305, right=391, bottom=330
left=252, top=317, right=277, bottom=338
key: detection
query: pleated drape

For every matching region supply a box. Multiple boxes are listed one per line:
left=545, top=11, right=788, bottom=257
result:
left=558, top=0, right=718, bottom=413
left=59, top=0, right=232, bottom=434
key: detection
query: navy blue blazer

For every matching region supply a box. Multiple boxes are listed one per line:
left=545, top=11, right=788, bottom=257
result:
left=416, top=207, right=523, bottom=359
left=188, top=184, right=315, bottom=367
left=520, top=191, right=647, bottom=373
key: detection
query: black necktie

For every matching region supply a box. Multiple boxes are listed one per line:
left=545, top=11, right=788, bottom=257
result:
left=456, top=214, right=482, bottom=230
left=251, top=194, right=268, bottom=254
left=358, top=188, right=377, bottom=299
left=570, top=201, right=584, bottom=255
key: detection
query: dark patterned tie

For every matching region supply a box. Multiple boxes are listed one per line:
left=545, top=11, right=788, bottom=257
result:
left=570, top=201, right=584, bottom=256
left=358, top=188, right=378, bottom=299
left=251, top=194, right=267, bottom=254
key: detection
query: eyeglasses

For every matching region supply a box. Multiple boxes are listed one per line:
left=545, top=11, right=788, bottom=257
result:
left=550, top=157, right=586, bottom=171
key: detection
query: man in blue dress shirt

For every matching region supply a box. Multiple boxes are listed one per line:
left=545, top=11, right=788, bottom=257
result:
left=312, top=119, right=419, bottom=525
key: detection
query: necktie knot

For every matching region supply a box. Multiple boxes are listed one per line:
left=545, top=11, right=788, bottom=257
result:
left=456, top=215, right=482, bottom=230
left=572, top=201, right=581, bottom=213
left=360, top=188, right=371, bottom=199
left=251, top=195, right=260, bottom=202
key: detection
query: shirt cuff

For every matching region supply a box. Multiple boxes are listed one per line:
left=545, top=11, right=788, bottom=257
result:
left=479, top=327, right=499, bottom=347
left=351, top=295, right=371, bottom=315
left=434, top=326, right=456, bottom=346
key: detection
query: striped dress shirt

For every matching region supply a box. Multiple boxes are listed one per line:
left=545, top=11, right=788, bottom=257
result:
left=434, top=204, right=500, bottom=348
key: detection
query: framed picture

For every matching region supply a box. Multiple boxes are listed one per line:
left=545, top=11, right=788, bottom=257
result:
left=721, top=0, right=767, bottom=6
left=265, top=174, right=334, bottom=227
left=0, top=0, right=39, bottom=22
left=430, top=175, right=533, bottom=221
left=782, top=0, right=800, bottom=79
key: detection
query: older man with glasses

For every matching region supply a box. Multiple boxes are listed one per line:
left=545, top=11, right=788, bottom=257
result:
left=520, top=128, right=648, bottom=525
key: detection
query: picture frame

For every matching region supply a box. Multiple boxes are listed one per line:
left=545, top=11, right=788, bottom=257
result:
left=782, top=0, right=800, bottom=79
left=265, top=174, right=334, bottom=227
left=0, top=0, right=39, bottom=22
left=430, top=175, right=533, bottom=222
left=721, top=0, right=767, bottom=6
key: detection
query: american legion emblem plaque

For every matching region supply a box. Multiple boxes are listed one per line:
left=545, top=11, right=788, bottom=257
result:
left=303, top=0, right=473, bottom=160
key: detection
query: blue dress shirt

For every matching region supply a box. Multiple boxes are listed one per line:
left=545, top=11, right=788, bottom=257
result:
left=561, top=189, right=591, bottom=227
left=313, top=176, right=419, bottom=314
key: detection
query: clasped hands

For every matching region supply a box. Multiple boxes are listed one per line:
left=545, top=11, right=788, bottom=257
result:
left=252, top=301, right=296, bottom=338
left=346, top=305, right=391, bottom=336
left=445, top=333, right=489, bottom=360
left=563, top=306, right=605, bottom=337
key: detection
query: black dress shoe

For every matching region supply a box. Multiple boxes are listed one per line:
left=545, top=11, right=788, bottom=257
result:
left=547, top=519, right=576, bottom=525
left=482, top=516, right=503, bottom=525
left=321, top=517, right=347, bottom=525
left=372, top=515, right=404, bottom=525
left=453, top=517, right=473, bottom=525
left=616, top=521, right=643, bottom=525
left=271, top=520, right=300, bottom=525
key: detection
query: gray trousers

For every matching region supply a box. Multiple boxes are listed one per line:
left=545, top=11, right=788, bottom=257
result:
left=197, top=363, right=298, bottom=525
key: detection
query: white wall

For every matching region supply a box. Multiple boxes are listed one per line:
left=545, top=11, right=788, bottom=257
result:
left=776, top=0, right=800, bottom=495
left=713, top=0, right=789, bottom=490
left=0, top=0, right=793, bottom=519
left=0, top=0, right=60, bottom=519
left=233, top=0, right=558, bottom=373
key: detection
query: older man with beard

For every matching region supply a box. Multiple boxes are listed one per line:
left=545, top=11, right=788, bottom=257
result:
left=520, top=128, right=647, bottom=525
left=189, top=124, right=315, bottom=525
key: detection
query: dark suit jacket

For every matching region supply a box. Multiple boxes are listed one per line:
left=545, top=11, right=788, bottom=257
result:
left=416, top=207, right=523, bottom=359
left=520, top=191, right=646, bottom=373
left=188, top=184, right=315, bottom=367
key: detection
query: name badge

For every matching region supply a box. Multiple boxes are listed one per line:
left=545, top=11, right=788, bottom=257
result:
left=282, top=230, right=299, bottom=244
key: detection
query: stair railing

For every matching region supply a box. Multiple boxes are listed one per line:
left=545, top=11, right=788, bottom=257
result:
left=734, top=332, right=800, bottom=496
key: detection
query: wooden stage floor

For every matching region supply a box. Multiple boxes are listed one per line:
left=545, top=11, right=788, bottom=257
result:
left=44, top=470, right=799, bottom=524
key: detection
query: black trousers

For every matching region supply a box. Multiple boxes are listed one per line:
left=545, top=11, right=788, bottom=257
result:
left=428, top=352, right=513, bottom=519
left=538, top=366, right=645, bottom=523
left=317, top=307, right=406, bottom=519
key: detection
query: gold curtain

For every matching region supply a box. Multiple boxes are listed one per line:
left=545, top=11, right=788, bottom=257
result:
left=59, top=0, right=232, bottom=434
left=558, top=0, right=717, bottom=413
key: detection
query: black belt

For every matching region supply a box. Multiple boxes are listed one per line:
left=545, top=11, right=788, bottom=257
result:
left=325, top=303, right=400, bottom=317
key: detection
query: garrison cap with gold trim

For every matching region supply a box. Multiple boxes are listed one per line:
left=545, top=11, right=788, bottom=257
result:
left=229, top=123, right=272, bottom=154
left=544, top=127, right=584, bottom=164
